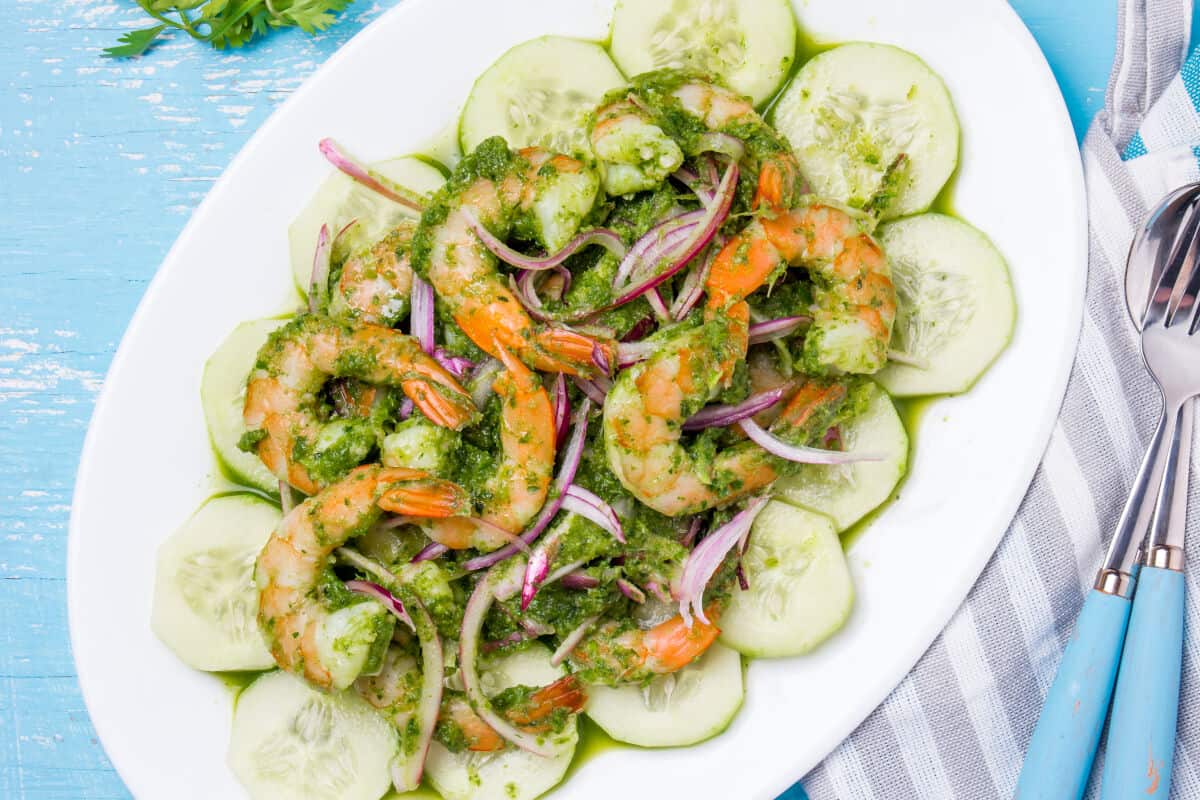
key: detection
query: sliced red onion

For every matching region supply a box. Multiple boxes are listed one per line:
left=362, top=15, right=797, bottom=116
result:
left=735, top=562, right=750, bottom=591
left=465, top=209, right=625, bottom=271
left=462, top=399, right=592, bottom=572
left=318, top=138, right=423, bottom=213
left=542, top=559, right=588, bottom=588
left=620, top=223, right=699, bottom=290
left=550, top=614, right=600, bottom=667
left=391, top=597, right=442, bottom=792
left=645, top=580, right=672, bottom=604
left=616, top=578, right=646, bottom=604
left=683, top=387, right=787, bottom=432
left=520, top=527, right=561, bottom=611
left=409, top=275, right=435, bottom=355
left=613, top=210, right=705, bottom=288
left=671, top=237, right=721, bottom=321
left=748, top=316, right=810, bottom=345
left=646, top=288, right=671, bottom=321
left=572, top=377, right=607, bottom=405
left=621, top=316, right=656, bottom=343
left=460, top=572, right=558, bottom=756
left=468, top=358, right=503, bottom=408
left=611, top=162, right=738, bottom=308
left=824, top=426, right=842, bottom=449
left=412, top=541, right=448, bottom=562
left=398, top=398, right=414, bottom=420
left=695, top=132, right=746, bottom=163
left=483, top=629, right=536, bottom=653
left=433, top=347, right=473, bottom=380
left=676, top=496, right=770, bottom=626
left=551, top=374, right=569, bottom=449
left=558, top=570, right=601, bottom=590
left=346, top=580, right=416, bottom=632
left=617, top=338, right=661, bottom=368
left=739, top=418, right=884, bottom=464
left=591, top=342, right=611, bottom=376
left=561, top=485, right=625, bottom=543
left=671, top=166, right=717, bottom=207
left=308, top=223, right=331, bottom=313
left=512, top=268, right=573, bottom=322
left=334, top=217, right=359, bottom=243
left=680, top=517, right=702, bottom=547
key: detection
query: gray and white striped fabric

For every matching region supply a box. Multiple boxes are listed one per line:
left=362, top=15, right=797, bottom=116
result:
left=802, top=2, right=1200, bottom=798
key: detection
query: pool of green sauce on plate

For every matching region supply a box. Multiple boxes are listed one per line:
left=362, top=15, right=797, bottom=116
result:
left=563, top=716, right=630, bottom=776
left=840, top=394, right=939, bottom=552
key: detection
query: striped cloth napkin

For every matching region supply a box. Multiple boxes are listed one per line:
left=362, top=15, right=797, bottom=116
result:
left=784, top=2, right=1200, bottom=798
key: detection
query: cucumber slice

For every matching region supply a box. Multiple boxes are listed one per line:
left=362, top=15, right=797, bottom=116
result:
left=719, top=501, right=854, bottom=657
left=774, top=383, right=908, bottom=531
left=425, top=644, right=577, bottom=800
left=772, top=43, right=959, bottom=219
left=229, top=670, right=398, bottom=800
left=459, top=36, right=626, bottom=157
left=609, top=0, right=796, bottom=106
left=584, top=643, right=743, bottom=748
left=202, top=318, right=287, bottom=494
left=876, top=214, right=1016, bottom=396
left=289, top=156, right=445, bottom=294
left=151, top=494, right=279, bottom=672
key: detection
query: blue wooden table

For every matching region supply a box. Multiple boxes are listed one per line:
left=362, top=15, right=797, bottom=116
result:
left=0, top=2, right=1179, bottom=797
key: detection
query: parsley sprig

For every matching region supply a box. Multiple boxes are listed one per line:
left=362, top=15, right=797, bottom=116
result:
left=104, top=0, right=353, bottom=58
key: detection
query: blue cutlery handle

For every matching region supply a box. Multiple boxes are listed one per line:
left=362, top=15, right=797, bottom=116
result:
left=1101, top=566, right=1185, bottom=799
left=1016, top=589, right=1131, bottom=800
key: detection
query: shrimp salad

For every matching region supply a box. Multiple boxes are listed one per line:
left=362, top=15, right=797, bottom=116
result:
left=151, top=3, right=1016, bottom=799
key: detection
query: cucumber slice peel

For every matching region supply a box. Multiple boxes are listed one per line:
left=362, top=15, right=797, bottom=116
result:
left=774, top=383, right=908, bottom=531
left=877, top=213, right=1016, bottom=396
left=720, top=501, right=854, bottom=657
left=229, top=670, right=398, bottom=800
left=202, top=318, right=287, bottom=494
left=583, top=643, right=744, bottom=748
left=151, top=494, right=279, bottom=672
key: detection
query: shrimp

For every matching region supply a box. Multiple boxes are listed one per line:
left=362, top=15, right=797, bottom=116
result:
left=257, top=464, right=453, bottom=689
left=438, top=676, right=587, bottom=753
left=243, top=314, right=477, bottom=496
left=568, top=610, right=721, bottom=685
left=603, top=324, right=849, bottom=515
left=705, top=203, right=895, bottom=375
left=589, top=71, right=893, bottom=373
left=413, top=137, right=614, bottom=377
left=328, top=221, right=415, bottom=327
left=590, top=70, right=802, bottom=208
left=380, top=342, right=556, bottom=551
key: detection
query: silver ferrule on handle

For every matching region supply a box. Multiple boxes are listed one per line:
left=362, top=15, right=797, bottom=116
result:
left=1097, top=398, right=1181, bottom=592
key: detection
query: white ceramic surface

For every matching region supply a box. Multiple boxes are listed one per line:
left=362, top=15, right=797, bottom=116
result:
left=68, top=1, right=1087, bottom=797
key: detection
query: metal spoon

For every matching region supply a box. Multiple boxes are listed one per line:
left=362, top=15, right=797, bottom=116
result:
left=1125, top=183, right=1197, bottom=559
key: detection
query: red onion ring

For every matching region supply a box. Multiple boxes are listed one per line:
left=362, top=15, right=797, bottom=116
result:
left=739, top=418, right=885, bottom=464
left=682, top=387, right=787, bottom=431
left=318, top=138, right=424, bottom=213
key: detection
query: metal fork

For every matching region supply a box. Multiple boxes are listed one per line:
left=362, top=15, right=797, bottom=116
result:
left=1097, top=191, right=1200, bottom=798
left=1016, top=189, right=1200, bottom=799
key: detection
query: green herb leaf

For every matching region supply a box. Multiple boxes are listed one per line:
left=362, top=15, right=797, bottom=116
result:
left=103, top=24, right=167, bottom=58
